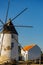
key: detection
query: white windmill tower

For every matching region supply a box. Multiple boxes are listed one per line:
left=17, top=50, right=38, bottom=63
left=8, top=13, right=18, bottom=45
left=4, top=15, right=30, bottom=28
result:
left=0, top=0, right=33, bottom=63
left=0, top=19, right=19, bottom=61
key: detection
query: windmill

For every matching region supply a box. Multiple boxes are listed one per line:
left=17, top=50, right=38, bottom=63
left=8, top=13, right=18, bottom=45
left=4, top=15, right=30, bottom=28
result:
left=0, top=0, right=33, bottom=63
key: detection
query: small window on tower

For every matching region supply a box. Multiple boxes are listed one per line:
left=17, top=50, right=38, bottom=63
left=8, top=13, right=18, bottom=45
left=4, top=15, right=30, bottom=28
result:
left=12, top=34, right=14, bottom=38
left=11, top=42, right=14, bottom=49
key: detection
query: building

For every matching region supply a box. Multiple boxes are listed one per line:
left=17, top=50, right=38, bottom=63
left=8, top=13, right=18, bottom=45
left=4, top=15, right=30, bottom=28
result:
left=0, top=19, right=19, bottom=63
left=21, top=44, right=41, bottom=61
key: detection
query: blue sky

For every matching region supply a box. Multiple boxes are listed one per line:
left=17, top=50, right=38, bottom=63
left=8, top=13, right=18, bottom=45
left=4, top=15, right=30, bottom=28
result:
left=0, top=0, right=43, bottom=51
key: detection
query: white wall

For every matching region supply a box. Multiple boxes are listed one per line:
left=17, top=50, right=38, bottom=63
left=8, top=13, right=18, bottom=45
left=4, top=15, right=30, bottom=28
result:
left=0, top=33, right=19, bottom=61
left=11, top=34, right=18, bottom=60
left=28, top=45, right=41, bottom=60
left=0, top=33, right=3, bottom=55
left=21, top=45, right=41, bottom=61
left=21, top=49, right=28, bottom=61
left=1, top=34, right=11, bottom=59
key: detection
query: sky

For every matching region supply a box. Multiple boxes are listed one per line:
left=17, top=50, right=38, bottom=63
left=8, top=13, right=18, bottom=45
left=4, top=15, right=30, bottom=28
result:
left=0, top=0, right=43, bottom=51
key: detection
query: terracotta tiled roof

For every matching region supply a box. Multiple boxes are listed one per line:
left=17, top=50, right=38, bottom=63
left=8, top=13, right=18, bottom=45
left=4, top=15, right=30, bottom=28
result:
left=23, top=44, right=35, bottom=51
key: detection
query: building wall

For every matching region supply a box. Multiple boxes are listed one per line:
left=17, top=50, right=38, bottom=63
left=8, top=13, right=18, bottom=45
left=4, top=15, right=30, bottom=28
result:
left=21, top=45, right=41, bottom=61
left=11, top=34, right=18, bottom=60
left=0, top=34, right=3, bottom=55
left=1, top=34, right=11, bottom=59
left=28, top=45, right=41, bottom=60
left=21, top=49, right=28, bottom=61
left=0, top=43, right=1, bottom=55
left=0, top=33, right=18, bottom=61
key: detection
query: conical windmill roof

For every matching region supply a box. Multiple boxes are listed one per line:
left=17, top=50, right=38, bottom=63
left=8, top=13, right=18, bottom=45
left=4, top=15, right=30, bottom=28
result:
left=2, top=20, right=18, bottom=35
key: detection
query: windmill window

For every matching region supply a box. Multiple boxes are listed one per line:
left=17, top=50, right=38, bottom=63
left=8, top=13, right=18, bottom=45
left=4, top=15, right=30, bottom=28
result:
left=12, top=34, right=14, bottom=38
left=11, top=42, right=14, bottom=49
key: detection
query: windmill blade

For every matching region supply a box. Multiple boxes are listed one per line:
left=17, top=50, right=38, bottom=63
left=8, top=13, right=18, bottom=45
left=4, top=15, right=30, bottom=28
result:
left=0, top=19, right=4, bottom=25
left=6, top=22, right=33, bottom=28
left=12, top=8, right=28, bottom=21
left=5, top=0, right=10, bottom=23
left=0, top=25, right=3, bottom=27
left=0, top=24, right=3, bottom=27
left=0, top=27, right=3, bottom=31
left=14, top=25, right=33, bottom=28
left=0, top=24, right=4, bottom=31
